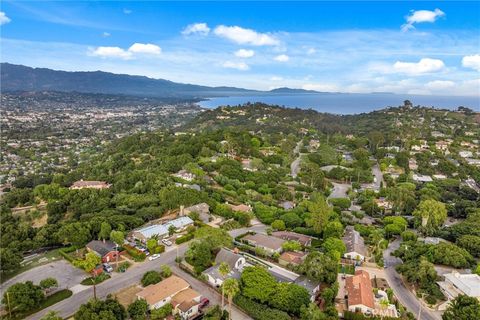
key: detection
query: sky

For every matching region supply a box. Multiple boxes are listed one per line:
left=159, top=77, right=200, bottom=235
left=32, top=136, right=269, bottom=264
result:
left=1, top=1, right=479, bottom=96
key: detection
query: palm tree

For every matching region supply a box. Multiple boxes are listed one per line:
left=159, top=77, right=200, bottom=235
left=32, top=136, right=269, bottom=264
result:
left=218, top=262, right=230, bottom=309
left=379, top=298, right=390, bottom=319
left=222, top=278, right=240, bottom=320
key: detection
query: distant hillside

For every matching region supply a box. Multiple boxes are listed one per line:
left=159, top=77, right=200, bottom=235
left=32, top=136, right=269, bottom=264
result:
left=0, top=63, right=261, bottom=98
left=1, top=63, right=324, bottom=98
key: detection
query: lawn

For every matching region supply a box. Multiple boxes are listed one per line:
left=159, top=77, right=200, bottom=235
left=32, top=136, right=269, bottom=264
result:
left=8, top=289, right=73, bottom=319
left=1, top=249, right=62, bottom=284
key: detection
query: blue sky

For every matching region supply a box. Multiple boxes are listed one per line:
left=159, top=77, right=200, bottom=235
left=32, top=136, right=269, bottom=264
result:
left=1, top=1, right=479, bottom=96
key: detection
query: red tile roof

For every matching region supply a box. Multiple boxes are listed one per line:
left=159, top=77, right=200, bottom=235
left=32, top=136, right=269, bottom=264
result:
left=345, top=270, right=375, bottom=309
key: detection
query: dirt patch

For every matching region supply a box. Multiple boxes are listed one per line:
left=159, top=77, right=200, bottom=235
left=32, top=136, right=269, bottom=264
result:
left=32, top=213, right=48, bottom=228
left=114, top=285, right=142, bottom=307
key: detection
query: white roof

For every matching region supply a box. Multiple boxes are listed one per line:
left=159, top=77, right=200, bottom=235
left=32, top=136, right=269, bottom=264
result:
left=444, top=272, right=480, bottom=297
left=136, top=224, right=168, bottom=238
left=165, top=216, right=194, bottom=229
left=134, top=216, right=194, bottom=239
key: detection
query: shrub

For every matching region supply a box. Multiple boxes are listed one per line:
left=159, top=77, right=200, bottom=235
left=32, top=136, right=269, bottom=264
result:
left=81, top=273, right=110, bottom=285
left=175, top=233, right=194, bottom=244
left=150, top=303, right=173, bottom=319
left=141, top=271, right=162, bottom=287
left=401, top=230, right=417, bottom=242
left=329, top=198, right=351, bottom=210
left=154, top=245, right=165, bottom=254
left=160, top=265, right=172, bottom=278
left=124, top=245, right=146, bottom=262
left=234, top=295, right=291, bottom=320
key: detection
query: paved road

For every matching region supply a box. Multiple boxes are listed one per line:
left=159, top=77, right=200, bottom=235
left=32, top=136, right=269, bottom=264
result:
left=328, top=182, right=350, bottom=199
left=1, top=260, right=87, bottom=292
left=27, top=225, right=268, bottom=319
left=291, top=140, right=303, bottom=178
left=372, top=163, right=384, bottom=190
left=383, top=239, right=443, bottom=320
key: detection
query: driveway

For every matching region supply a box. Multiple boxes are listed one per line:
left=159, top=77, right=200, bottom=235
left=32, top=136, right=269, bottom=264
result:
left=329, top=182, right=350, bottom=199
left=372, top=163, right=384, bottom=190
left=1, top=260, right=87, bottom=292
left=383, top=239, right=443, bottom=320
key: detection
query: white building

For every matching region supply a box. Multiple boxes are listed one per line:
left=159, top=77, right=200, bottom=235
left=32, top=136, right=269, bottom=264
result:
left=438, top=272, right=480, bottom=300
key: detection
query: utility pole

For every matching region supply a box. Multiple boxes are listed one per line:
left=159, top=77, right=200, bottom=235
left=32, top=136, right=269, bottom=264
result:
left=6, top=292, right=12, bottom=319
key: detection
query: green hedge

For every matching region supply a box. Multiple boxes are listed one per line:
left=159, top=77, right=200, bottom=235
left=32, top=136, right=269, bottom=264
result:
left=176, top=233, right=194, bottom=244
left=58, top=246, right=77, bottom=262
left=233, top=295, right=291, bottom=320
left=124, top=245, right=146, bottom=261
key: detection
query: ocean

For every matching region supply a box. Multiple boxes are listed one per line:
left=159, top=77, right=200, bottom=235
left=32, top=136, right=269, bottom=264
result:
left=197, top=93, right=480, bottom=115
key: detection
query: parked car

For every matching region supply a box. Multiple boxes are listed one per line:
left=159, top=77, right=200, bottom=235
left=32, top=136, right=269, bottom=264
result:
left=162, top=239, right=173, bottom=246
left=148, top=253, right=161, bottom=261
left=103, top=263, right=113, bottom=273
left=199, top=297, right=210, bottom=309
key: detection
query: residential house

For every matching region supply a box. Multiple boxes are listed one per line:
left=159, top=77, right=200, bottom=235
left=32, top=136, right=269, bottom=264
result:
left=70, top=180, right=111, bottom=190
left=279, top=201, right=295, bottom=210
left=466, top=158, right=480, bottom=166
left=412, top=174, right=433, bottom=183
left=85, top=240, right=120, bottom=263
left=272, top=231, right=314, bottom=247
left=243, top=233, right=285, bottom=255
left=294, top=276, right=321, bottom=302
left=374, top=198, right=393, bottom=212
left=278, top=251, right=307, bottom=267
left=173, top=170, right=195, bottom=182
left=130, top=217, right=194, bottom=242
left=229, top=203, right=252, bottom=213
left=459, top=151, right=474, bottom=158
left=345, top=270, right=375, bottom=314
left=164, top=217, right=194, bottom=232
left=408, top=159, right=418, bottom=170
left=203, top=248, right=246, bottom=286
left=435, top=141, right=450, bottom=151
left=136, top=275, right=190, bottom=310
left=183, top=203, right=210, bottom=223
left=241, top=158, right=257, bottom=172
left=130, top=224, right=169, bottom=242
left=171, top=288, right=202, bottom=320
left=309, top=139, right=320, bottom=149
left=342, top=226, right=367, bottom=262
left=437, top=272, right=480, bottom=301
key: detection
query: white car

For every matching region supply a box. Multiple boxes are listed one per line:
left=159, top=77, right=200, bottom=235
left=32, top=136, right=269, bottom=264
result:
left=162, top=239, right=173, bottom=246
left=148, top=254, right=161, bottom=261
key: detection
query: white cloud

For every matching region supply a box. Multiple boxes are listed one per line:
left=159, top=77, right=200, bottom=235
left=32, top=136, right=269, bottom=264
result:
left=401, top=8, right=445, bottom=32
left=234, top=49, right=255, bottom=58
left=0, top=11, right=11, bottom=25
left=393, top=58, right=445, bottom=75
left=102, top=32, right=111, bottom=38
left=302, top=83, right=340, bottom=92
left=270, top=76, right=283, bottom=81
left=425, top=80, right=455, bottom=90
left=123, top=9, right=132, bottom=14
left=182, top=23, right=210, bottom=36
left=462, top=54, right=480, bottom=71
left=128, top=43, right=161, bottom=55
left=214, top=25, right=279, bottom=46
left=90, top=43, right=161, bottom=59
left=274, top=54, right=289, bottom=62
left=90, top=46, right=132, bottom=59
left=306, top=48, right=316, bottom=55
left=222, top=61, right=250, bottom=71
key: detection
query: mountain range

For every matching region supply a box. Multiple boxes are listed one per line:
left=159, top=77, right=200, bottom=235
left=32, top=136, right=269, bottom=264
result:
left=0, top=63, right=322, bottom=98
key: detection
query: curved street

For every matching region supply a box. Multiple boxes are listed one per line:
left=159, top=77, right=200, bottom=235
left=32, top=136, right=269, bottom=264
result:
left=383, top=239, right=443, bottom=320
